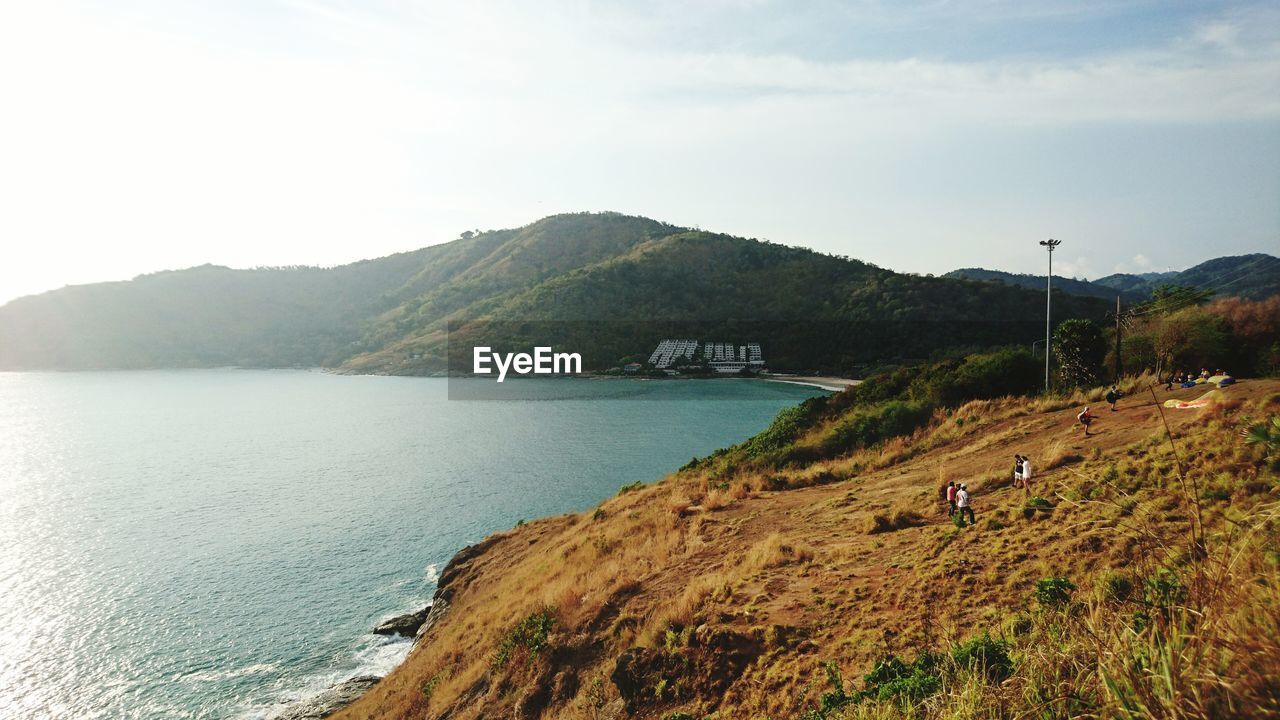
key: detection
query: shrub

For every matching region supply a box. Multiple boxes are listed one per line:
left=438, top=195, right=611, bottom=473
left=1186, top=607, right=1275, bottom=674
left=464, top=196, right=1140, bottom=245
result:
left=1102, top=573, right=1135, bottom=603
left=618, top=481, right=643, bottom=495
left=1143, top=569, right=1187, bottom=608
left=951, top=633, right=1014, bottom=682
left=812, top=399, right=933, bottom=458
left=492, top=607, right=556, bottom=669
left=860, top=653, right=943, bottom=705
left=743, top=404, right=812, bottom=458
left=1035, top=576, right=1077, bottom=608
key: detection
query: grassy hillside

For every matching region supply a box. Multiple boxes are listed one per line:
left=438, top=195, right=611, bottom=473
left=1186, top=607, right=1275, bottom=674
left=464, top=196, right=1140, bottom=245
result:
left=335, top=368, right=1280, bottom=720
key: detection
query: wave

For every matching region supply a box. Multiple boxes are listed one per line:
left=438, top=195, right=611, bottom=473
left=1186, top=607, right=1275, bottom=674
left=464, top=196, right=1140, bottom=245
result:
left=233, top=635, right=412, bottom=720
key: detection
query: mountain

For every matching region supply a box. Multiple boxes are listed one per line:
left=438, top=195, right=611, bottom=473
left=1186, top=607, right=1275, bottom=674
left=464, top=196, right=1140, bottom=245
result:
left=1095, top=253, right=1280, bottom=300
left=950, top=254, right=1279, bottom=304
left=0, top=212, right=1119, bottom=373
left=942, top=268, right=1146, bottom=302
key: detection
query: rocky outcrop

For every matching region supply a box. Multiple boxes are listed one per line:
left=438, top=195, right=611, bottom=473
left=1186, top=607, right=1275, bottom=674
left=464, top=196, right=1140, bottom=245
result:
left=273, top=537, right=503, bottom=720
left=268, top=675, right=380, bottom=720
left=368, top=536, right=502, bottom=640
left=373, top=606, right=431, bottom=636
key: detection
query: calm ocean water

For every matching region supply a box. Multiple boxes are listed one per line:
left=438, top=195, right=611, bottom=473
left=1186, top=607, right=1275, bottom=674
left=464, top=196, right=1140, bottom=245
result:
left=0, top=370, right=821, bottom=719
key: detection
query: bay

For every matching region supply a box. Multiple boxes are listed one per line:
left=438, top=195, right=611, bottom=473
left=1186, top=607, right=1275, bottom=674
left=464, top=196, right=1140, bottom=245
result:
left=0, top=370, right=821, bottom=719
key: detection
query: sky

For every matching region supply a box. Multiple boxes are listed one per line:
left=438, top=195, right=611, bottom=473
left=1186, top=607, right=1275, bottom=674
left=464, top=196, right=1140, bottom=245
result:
left=0, top=0, right=1277, bottom=305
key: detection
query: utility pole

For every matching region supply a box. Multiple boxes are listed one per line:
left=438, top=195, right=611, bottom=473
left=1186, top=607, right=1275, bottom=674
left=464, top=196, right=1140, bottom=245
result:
left=1114, top=295, right=1122, bottom=384
left=1038, top=239, right=1061, bottom=393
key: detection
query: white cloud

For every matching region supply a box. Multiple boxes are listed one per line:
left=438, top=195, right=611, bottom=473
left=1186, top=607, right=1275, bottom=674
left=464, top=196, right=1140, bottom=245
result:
left=1053, top=256, right=1100, bottom=280
left=1113, top=254, right=1156, bottom=274
left=0, top=1, right=1277, bottom=304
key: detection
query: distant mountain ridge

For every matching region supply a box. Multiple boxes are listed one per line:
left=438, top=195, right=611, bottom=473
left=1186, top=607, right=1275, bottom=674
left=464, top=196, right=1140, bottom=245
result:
left=942, top=268, right=1145, bottom=302
left=947, top=253, right=1279, bottom=303
left=5, top=212, right=1265, bottom=374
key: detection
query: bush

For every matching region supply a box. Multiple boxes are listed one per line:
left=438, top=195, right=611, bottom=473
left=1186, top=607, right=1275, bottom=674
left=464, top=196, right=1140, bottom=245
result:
left=492, top=607, right=556, bottom=669
left=910, top=347, right=1042, bottom=406
left=819, top=400, right=931, bottom=456
left=743, top=404, right=812, bottom=458
left=1035, top=576, right=1077, bottom=608
left=861, top=653, right=943, bottom=705
left=1102, top=573, right=1135, bottom=603
left=1144, top=569, right=1187, bottom=608
left=951, top=633, right=1014, bottom=682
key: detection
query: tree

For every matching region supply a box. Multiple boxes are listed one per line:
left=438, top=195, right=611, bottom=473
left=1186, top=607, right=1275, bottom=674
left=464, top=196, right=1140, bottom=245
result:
left=1138, top=284, right=1214, bottom=316
left=1054, top=318, right=1106, bottom=388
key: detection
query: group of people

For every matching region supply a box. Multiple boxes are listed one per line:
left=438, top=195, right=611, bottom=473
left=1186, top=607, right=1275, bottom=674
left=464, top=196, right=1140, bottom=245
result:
left=943, top=480, right=974, bottom=524
left=1012, top=454, right=1033, bottom=490
left=941, top=453, right=1036, bottom=526
left=1164, top=368, right=1227, bottom=391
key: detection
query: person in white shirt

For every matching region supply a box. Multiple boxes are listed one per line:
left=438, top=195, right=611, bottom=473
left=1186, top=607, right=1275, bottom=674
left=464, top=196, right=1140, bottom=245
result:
left=956, top=484, right=974, bottom=525
left=1020, top=457, right=1032, bottom=493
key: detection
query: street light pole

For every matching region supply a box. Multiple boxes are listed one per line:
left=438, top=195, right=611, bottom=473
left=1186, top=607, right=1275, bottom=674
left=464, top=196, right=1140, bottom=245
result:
left=1038, top=239, right=1061, bottom=393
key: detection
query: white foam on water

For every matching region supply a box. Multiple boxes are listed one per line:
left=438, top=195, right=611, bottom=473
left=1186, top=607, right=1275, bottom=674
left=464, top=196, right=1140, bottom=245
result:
left=425, top=563, right=440, bottom=583
left=233, top=635, right=413, bottom=720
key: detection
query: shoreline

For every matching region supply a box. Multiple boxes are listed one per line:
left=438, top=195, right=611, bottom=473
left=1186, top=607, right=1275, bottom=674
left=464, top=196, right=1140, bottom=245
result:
left=758, top=374, right=861, bottom=392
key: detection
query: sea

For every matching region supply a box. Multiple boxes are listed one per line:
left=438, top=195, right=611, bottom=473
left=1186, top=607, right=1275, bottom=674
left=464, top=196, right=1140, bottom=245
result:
left=0, top=370, right=822, bottom=719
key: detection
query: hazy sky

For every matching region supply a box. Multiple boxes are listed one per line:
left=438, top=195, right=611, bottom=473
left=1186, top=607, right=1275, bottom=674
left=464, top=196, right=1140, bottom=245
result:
left=1, top=0, right=1277, bottom=305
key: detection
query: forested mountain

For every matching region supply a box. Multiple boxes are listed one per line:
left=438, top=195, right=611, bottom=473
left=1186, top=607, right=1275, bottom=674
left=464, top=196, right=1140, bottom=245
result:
left=0, top=212, right=1181, bottom=374
left=1094, top=253, right=1280, bottom=300
left=943, top=268, right=1147, bottom=302
left=950, top=253, right=1279, bottom=304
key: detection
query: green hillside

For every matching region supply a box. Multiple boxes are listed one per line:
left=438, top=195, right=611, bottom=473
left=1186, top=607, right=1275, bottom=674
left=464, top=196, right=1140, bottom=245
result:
left=0, top=212, right=1139, bottom=374
left=1096, top=254, right=1276, bottom=299
left=349, top=228, right=1111, bottom=375
left=948, top=253, right=1280, bottom=304
left=944, top=268, right=1148, bottom=303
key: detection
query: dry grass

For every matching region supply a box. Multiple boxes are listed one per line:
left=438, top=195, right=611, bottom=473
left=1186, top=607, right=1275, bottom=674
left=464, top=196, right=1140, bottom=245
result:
left=863, top=504, right=927, bottom=534
left=335, top=379, right=1280, bottom=720
left=743, top=531, right=816, bottom=570
left=1041, top=438, right=1085, bottom=470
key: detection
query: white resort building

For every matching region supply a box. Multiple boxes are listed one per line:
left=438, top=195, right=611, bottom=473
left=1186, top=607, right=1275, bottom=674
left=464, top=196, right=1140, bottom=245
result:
left=647, top=339, right=765, bottom=373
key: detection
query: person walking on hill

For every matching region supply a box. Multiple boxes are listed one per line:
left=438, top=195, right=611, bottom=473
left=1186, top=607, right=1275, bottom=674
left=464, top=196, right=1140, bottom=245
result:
left=945, top=481, right=957, bottom=517
left=1106, top=385, right=1120, bottom=412
left=1020, top=456, right=1032, bottom=494
left=1012, top=455, right=1024, bottom=488
left=1078, top=406, right=1096, bottom=436
left=956, top=484, right=975, bottom=525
